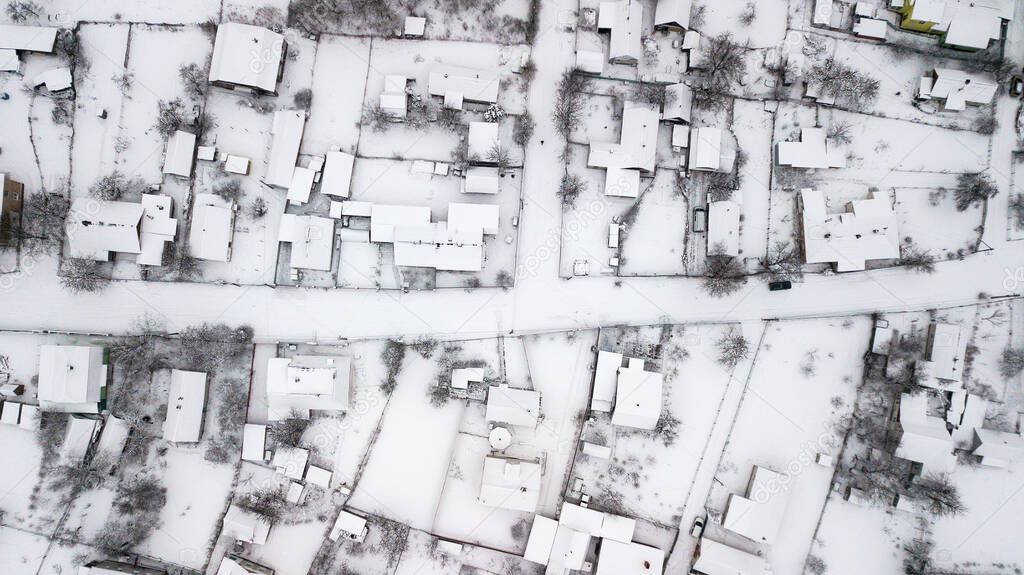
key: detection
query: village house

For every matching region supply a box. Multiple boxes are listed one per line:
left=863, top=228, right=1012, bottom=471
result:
left=241, top=423, right=267, bottom=462
left=598, top=0, right=643, bottom=65
left=380, top=75, right=409, bottom=118
left=661, top=83, right=694, bottom=124
left=264, top=110, right=307, bottom=189
left=588, top=103, right=660, bottom=198
left=162, top=369, right=208, bottom=443
left=61, top=414, right=101, bottom=462
left=799, top=188, right=900, bottom=272
left=266, top=354, right=351, bottom=420
left=216, top=556, right=275, bottom=575
left=0, top=173, right=24, bottom=247
left=0, top=25, right=57, bottom=71
left=65, top=195, right=177, bottom=265
left=221, top=504, right=272, bottom=546
left=690, top=538, right=773, bottom=575
left=596, top=539, right=665, bottom=575
left=478, top=455, right=542, bottom=512
left=895, top=392, right=956, bottom=472
left=485, top=383, right=541, bottom=427
left=162, top=130, right=197, bottom=178
left=653, top=0, right=692, bottom=32
left=208, top=23, right=286, bottom=95
left=776, top=127, right=846, bottom=170
left=188, top=193, right=236, bottom=262
left=320, top=151, right=355, bottom=199
left=37, top=344, right=108, bottom=413
left=897, top=0, right=1014, bottom=51
left=329, top=509, right=369, bottom=543
left=688, top=127, right=738, bottom=173
left=722, top=465, right=790, bottom=544
left=914, top=322, right=965, bottom=388
left=277, top=214, right=335, bottom=272
left=468, top=121, right=500, bottom=163
left=428, top=65, right=499, bottom=108
left=918, top=68, right=998, bottom=111
left=610, top=357, right=664, bottom=430
left=971, top=428, right=1024, bottom=468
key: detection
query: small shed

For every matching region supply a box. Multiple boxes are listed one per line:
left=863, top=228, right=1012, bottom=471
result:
left=163, top=369, right=208, bottom=443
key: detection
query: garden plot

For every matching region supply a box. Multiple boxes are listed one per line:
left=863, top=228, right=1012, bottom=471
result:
left=894, top=187, right=983, bottom=261
left=20, top=53, right=74, bottom=190
left=301, top=35, right=371, bottom=156
left=618, top=169, right=689, bottom=277
left=1010, top=156, right=1024, bottom=242
left=694, top=0, right=790, bottom=47
left=809, top=497, right=913, bottom=575
left=569, top=324, right=735, bottom=528
left=732, top=98, right=774, bottom=261
left=0, top=75, right=37, bottom=189
left=708, top=317, right=871, bottom=575
left=29, top=0, right=218, bottom=24
left=960, top=300, right=1018, bottom=405
left=0, top=526, right=51, bottom=573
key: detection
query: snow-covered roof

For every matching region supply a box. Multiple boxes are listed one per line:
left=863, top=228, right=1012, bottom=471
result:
left=688, top=127, right=737, bottom=172
left=320, top=151, right=355, bottom=198
left=611, top=358, right=663, bottom=430
left=588, top=103, right=660, bottom=172
left=707, top=200, right=740, bottom=257
left=524, top=515, right=559, bottom=565
left=61, top=415, right=99, bottom=462
left=854, top=17, right=888, bottom=38
left=216, top=557, right=267, bottom=575
left=972, top=428, right=1024, bottom=466
left=0, top=49, right=18, bottom=72
left=800, top=188, right=899, bottom=272
left=31, top=67, right=71, bottom=91
left=209, top=23, right=285, bottom=93
left=266, top=355, right=351, bottom=420
left=654, top=0, right=692, bottom=30
left=692, top=538, right=773, bottom=575
left=933, top=0, right=1009, bottom=51
left=722, top=465, right=790, bottom=544
left=777, top=127, right=846, bottom=169
left=162, top=130, right=196, bottom=177
left=393, top=242, right=484, bottom=271
left=189, top=193, right=235, bottom=262
left=222, top=505, right=271, bottom=545
left=0, top=25, right=57, bottom=52
left=163, top=369, right=208, bottom=443
left=591, top=350, right=623, bottom=412
left=286, top=166, right=316, bottom=205
left=599, top=1, right=643, bottom=64
left=604, top=167, right=641, bottom=198
left=329, top=509, right=368, bottom=542
left=428, top=65, right=499, bottom=104
left=65, top=198, right=144, bottom=261
left=576, top=50, right=605, bottom=75
left=896, top=392, right=955, bottom=471
left=463, top=166, right=501, bottom=194
left=925, top=322, right=964, bottom=382
left=478, top=456, right=541, bottom=512
left=468, top=121, right=500, bottom=160
left=548, top=525, right=592, bottom=572
left=595, top=540, right=664, bottom=575
left=404, top=16, right=427, bottom=37
left=271, top=446, right=310, bottom=479
left=138, top=194, right=177, bottom=266
left=449, top=202, right=500, bottom=236
left=600, top=513, right=636, bottom=543
left=927, top=68, right=998, bottom=111
left=264, top=110, right=306, bottom=188
left=451, top=367, right=484, bottom=390
left=278, top=214, right=335, bottom=271
left=38, top=345, right=106, bottom=413
left=370, top=204, right=432, bottom=242
left=662, top=83, right=693, bottom=123
left=486, top=385, right=541, bottom=427
left=241, top=423, right=266, bottom=462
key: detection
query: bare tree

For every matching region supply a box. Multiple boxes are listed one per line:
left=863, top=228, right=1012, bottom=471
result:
left=911, top=472, right=966, bottom=517
left=6, top=1, right=43, bottom=22
left=716, top=328, right=750, bottom=369
left=487, top=142, right=512, bottom=173
left=9, top=190, right=70, bottom=255
left=154, top=98, right=187, bottom=138
left=361, top=103, right=394, bottom=133
left=810, top=58, right=880, bottom=110
left=1000, top=347, right=1024, bottom=378
left=513, top=112, right=535, bottom=147
left=758, top=240, right=802, bottom=281
left=1009, top=193, right=1024, bottom=229
left=178, top=62, right=207, bottom=99
left=558, top=172, right=587, bottom=208
left=954, top=172, right=997, bottom=211
left=900, top=240, right=936, bottom=274
left=60, top=259, right=110, bottom=293
left=703, top=255, right=746, bottom=297
left=553, top=70, right=591, bottom=139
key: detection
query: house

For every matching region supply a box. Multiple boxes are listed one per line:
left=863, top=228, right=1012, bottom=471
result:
left=971, top=428, right=1024, bottom=467
left=776, top=127, right=846, bottom=170
left=189, top=193, right=235, bottom=262
left=895, top=392, right=955, bottom=472
left=221, top=504, right=271, bottom=545
left=37, top=345, right=107, bottom=413
left=451, top=367, right=484, bottom=390
left=362, top=201, right=498, bottom=272
left=661, top=83, right=693, bottom=123
left=271, top=446, right=309, bottom=479
left=79, top=560, right=167, bottom=575
left=918, top=68, right=998, bottom=111
left=690, top=538, right=773, bottom=575
left=328, top=509, right=369, bottom=542
left=478, top=455, right=541, bottom=512
left=380, top=75, right=408, bottom=118
left=598, top=1, right=643, bottom=65
left=486, top=384, right=541, bottom=427
left=0, top=25, right=57, bottom=52
left=264, top=110, right=306, bottom=188
left=286, top=166, right=316, bottom=205
left=428, top=65, right=499, bottom=107
left=266, top=355, right=351, bottom=420
left=241, top=423, right=267, bottom=462
left=0, top=173, right=24, bottom=247
left=595, top=540, right=664, bottom=575
left=547, top=525, right=592, bottom=572
left=653, top=0, right=692, bottom=32
left=278, top=214, right=335, bottom=271
left=65, top=195, right=176, bottom=264
left=462, top=166, right=501, bottom=194
left=138, top=195, right=178, bottom=266
left=320, top=151, right=355, bottom=198
left=0, top=48, right=17, bottom=72
left=162, top=369, right=207, bottom=443
left=688, top=127, right=737, bottom=173
left=404, top=16, right=427, bottom=37
left=722, top=465, right=790, bottom=544
left=707, top=200, right=740, bottom=257
left=61, top=415, right=100, bottom=462
left=524, top=515, right=559, bottom=565
left=162, top=130, right=197, bottom=178
left=611, top=358, right=663, bottom=430
left=854, top=17, right=888, bottom=39
left=576, top=50, right=605, bottom=75
left=31, top=67, right=72, bottom=91
left=899, top=0, right=1013, bottom=51
left=799, top=188, right=899, bottom=272
left=209, top=23, right=286, bottom=94
left=922, top=322, right=964, bottom=383
left=468, top=121, right=500, bottom=161
left=589, top=103, right=659, bottom=198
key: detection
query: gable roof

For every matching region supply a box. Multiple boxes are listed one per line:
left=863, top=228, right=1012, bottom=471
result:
left=209, top=23, right=284, bottom=93
left=266, top=355, right=351, bottom=420
left=278, top=214, right=335, bottom=271
left=65, top=198, right=144, bottom=260
left=0, top=25, right=57, bottom=52
left=264, top=110, right=306, bottom=188
left=162, top=130, right=197, bottom=177
left=478, top=456, right=541, bottom=512
left=38, top=345, right=106, bottom=412
left=654, top=0, right=692, bottom=29
left=486, top=385, right=541, bottom=427
left=189, top=193, right=235, bottom=262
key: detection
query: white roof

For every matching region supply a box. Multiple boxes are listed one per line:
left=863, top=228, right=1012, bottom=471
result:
left=163, top=369, right=208, bottom=442
left=800, top=188, right=899, bottom=272
left=393, top=242, right=483, bottom=271
left=591, top=350, right=623, bottom=412
left=929, top=68, right=998, bottom=111
left=524, top=515, right=559, bottom=564
left=600, top=1, right=643, bottom=64
left=65, top=198, right=144, bottom=260
left=61, top=416, right=98, bottom=462
left=138, top=194, right=178, bottom=266
left=776, top=127, right=846, bottom=169
left=264, top=110, right=306, bottom=188
left=973, top=428, right=1024, bottom=463
left=604, top=167, right=641, bottom=198
left=286, top=166, right=316, bottom=205
left=688, top=127, right=724, bottom=171
left=306, top=465, right=332, bottom=488
left=266, top=355, right=351, bottom=420
left=926, top=322, right=964, bottom=382
left=380, top=92, right=408, bottom=117
left=935, top=0, right=1009, bottom=50
left=722, top=466, right=789, bottom=544
left=162, top=130, right=196, bottom=177
left=707, top=200, right=740, bottom=257
left=224, top=155, right=250, bottom=175
left=271, top=446, right=310, bottom=479
left=329, top=509, right=368, bottom=542
left=38, top=345, right=106, bottom=412
left=478, top=456, right=541, bottom=512
left=216, top=558, right=263, bottom=575
left=463, top=166, right=501, bottom=194
left=896, top=392, right=955, bottom=471
left=222, top=505, right=271, bottom=545
left=0, top=25, right=57, bottom=52
left=0, top=48, right=18, bottom=72
left=548, top=525, right=591, bottom=571
left=596, top=540, right=664, bottom=575
left=600, top=513, right=636, bottom=543
left=559, top=502, right=605, bottom=535
left=654, top=0, right=692, bottom=28
left=468, top=122, right=500, bottom=160
left=611, top=360, right=663, bottom=430
left=209, top=23, right=284, bottom=93
left=663, top=83, right=693, bottom=122
left=449, top=202, right=500, bottom=236
left=370, top=204, right=432, bottom=242
left=588, top=104, right=660, bottom=172
left=31, top=67, right=71, bottom=91
left=278, top=214, right=335, bottom=271
left=241, top=423, right=266, bottom=461
left=321, top=151, right=355, bottom=198
left=692, top=538, right=773, bottom=575
left=189, top=193, right=235, bottom=262
left=576, top=50, right=605, bottom=74
left=486, top=385, right=540, bottom=427
left=853, top=17, right=888, bottom=39
left=451, top=367, right=484, bottom=390
left=404, top=16, right=427, bottom=36
left=428, top=65, right=499, bottom=104
left=0, top=402, right=21, bottom=425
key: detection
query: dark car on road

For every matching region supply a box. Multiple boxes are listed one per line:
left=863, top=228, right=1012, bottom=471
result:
left=768, top=280, right=793, bottom=291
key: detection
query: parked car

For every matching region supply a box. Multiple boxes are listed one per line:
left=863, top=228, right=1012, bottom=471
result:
left=768, top=280, right=793, bottom=291
left=690, top=516, right=705, bottom=538
left=692, top=208, right=707, bottom=233
left=1010, top=75, right=1024, bottom=98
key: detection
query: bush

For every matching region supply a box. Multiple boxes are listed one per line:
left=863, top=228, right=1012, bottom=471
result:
left=179, top=63, right=206, bottom=99
left=810, top=58, right=880, bottom=110
left=61, top=259, right=110, bottom=293
left=558, top=172, right=587, bottom=208
left=953, top=172, right=997, bottom=211
left=213, top=179, right=244, bottom=203
left=11, top=190, right=70, bottom=255
left=88, top=171, right=147, bottom=201
left=361, top=104, right=394, bottom=133
left=6, top=1, right=43, bottom=22
left=270, top=412, right=309, bottom=447
left=178, top=323, right=253, bottom=371
left=513, top=112, right=535, bottom=147
left=292, top=88, right=313, bottom=110
left=250, top=196, right=268, bottom=219
left=716, top=328, right=750, bottom=369
left=702, top=256, right=745, bottom=297
left=436, top=107, right=463, bottom=134
left=380, top=340, right=406, bottom=394
left=154, top=98, right=186, bottom=138
left=1000, top=347, right=1024, bottom=378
